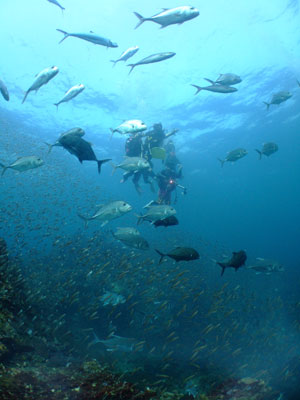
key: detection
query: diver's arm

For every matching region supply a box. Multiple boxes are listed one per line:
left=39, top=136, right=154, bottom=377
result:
left=165, top=128, right=179, bottom=139
left=176, top=183, right=187, bottom=194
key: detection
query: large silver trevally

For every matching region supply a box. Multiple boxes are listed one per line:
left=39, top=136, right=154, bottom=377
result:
left=137, top=204, right=176, bottom=225
left=50, top=134, right=111, bottom=174
left=0, top=79, right=9, bottom=101
left=110, top=119, right=147, bottom=137
left=112, top=227, right=141, bottom=239
left=78, top=200, right=132, bottom=227
left=208, top=73, right=242, bottom=86
left=112, top=227, right=149, bottom=250
left=218, top=148, right=248, bottom=167
left=22, top=66, right=59, bottom=104
left=134, top=6, right=199, bottom=29
left=56, top=29, right=118, bottom=48
left=0, top=156, right=44, bottom=176
left=90, top=331, right=139, bottom=352
left=246, top=258, right=284, bottom=275
left=263, top=91, right=292, bottom=110
left=110, top=46, right=139, bottom=67
left=255, top=142, right=278, bottom=159
left=112, top=157, right=150, bottom=174
left=46, top=127, right=85, bottom=153
left=100, top=291, right=126, bottom=306
left=191, top=79, right=237, bottom=95
left=54, top=84, right=85, bottom=108
left=128, top=52, right=176, bottom=74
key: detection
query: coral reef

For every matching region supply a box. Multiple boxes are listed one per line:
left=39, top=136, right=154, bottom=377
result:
left=0, top=360, right=156, bottom=400
left=208, top=377, right=279, bottom=400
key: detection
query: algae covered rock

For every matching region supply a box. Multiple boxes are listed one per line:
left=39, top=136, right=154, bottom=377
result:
left=208, top=377, right=279, bottom=400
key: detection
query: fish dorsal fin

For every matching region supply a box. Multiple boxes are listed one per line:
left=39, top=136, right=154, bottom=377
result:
left=161, top=8, right=169, bottom=11
left=204, top=78, right=215, bottom=85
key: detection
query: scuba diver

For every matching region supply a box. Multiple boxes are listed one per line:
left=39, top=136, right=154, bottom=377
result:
left=156, top=167, right=187, bottom=205
left=143, top=123, right=178, bottom=161
left=120, top=133, right=154, bottom=194
left=164, top=140, right=183, bottom=179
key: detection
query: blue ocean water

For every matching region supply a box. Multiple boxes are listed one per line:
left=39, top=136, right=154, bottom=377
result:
left=0, top=0, right=300, bottom=398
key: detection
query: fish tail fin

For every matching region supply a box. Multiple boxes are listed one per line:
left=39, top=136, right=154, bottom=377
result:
left=217, top=262, right=226, bottom=276
left=296, top=79, right=300, bottom=87
left=127, top=64, right=135, bottom=75
left=44, top=143, right=53, bottom=154
left=155, top=249, right=166, bottom=265
left=0, top=163, right=7, bottom=176
left=204, top=78, right=215, bottom=84
left=135, top=213, right=143, bottom=225
left=22, top=90, right=29, bottom=104
left=191, top=84, right=202, bottom=95
left=56, top=29, right=69, bottom=44
left=97, top=159, right=111, bottom=174
left=263, top=101, right=270, bottom=110
left=54, top=103, right=59, bottom=110
left=255, top=149, right=262, bottom=160
left=77, top=213, right=90, bottom=228
left=217, top=158, right=225, bottom=167
left=133, top=12, right=145, bottom=29
left=88, top=331, right=101, bottom=348
left=110, top=60, right=117, bottom=67
left=111, top=162, right=117, bottom=175
left=109, top=128, right=115, bottom=140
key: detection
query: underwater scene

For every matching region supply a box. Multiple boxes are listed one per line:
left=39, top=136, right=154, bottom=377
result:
left=0, top=0, right=300, bottom=399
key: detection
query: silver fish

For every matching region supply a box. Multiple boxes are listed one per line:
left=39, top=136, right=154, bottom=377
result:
left=137, top=204, right=176, bottom=225
left=191, top=79, right=237, bottom=95
left=0, top=156, right=44, bottom=176
left=46, top=127, right=85, bottom=153
left=22, top=66, right=59, bottom=103
left=90, top=331, right=139, bottom=352
left=128, top=52, right=176, bottom=74
left=112, top=227, right=141, bottom=239
left=0, top=79, right=9, bottom=101
left=246, top=258, right=284, bottom=275
left=255, top=142, right=278, bottom=159
left=112, top=227, right=149, bottom=250
left=78, top=200, right=132, bottom=227
left=100, top=291, right=126, bottom=306
left=263, top=91, right=292, bottom=110
left=218, top=148, right=248, bottom=167
left=54, top=84, right=85, bottom=108
left=134, top=6, right=199, bottom=29
left=110, top=119, right=147, bottom=137
left=112, top=157, right=150, bottom=174
left=208, top=73, right=242, bottom=86
left=110, top=46, right=139, bottom=66
left=56, top=29, right=118, bottom=48
left=47, top=0, right=65, bottom=11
